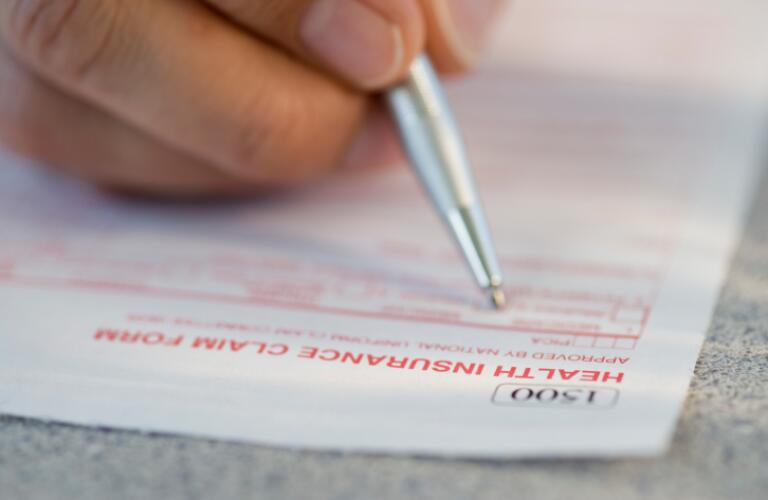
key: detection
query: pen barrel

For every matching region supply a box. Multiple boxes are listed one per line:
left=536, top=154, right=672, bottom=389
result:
left=386, top=55, right=503, bottom=292
left=386, top=55, right=477, bottom=209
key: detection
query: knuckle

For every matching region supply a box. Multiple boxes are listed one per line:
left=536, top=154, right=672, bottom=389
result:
left=6, top=0, right=118, bottom=82
left=228, top=79, right=364, bottom=183
left=6, top=0, right=80, bottom=61
left=230, top=95, right=320, bottom=181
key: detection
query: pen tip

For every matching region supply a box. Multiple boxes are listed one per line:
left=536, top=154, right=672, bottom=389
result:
left=489, top=286, right=506, bottom=310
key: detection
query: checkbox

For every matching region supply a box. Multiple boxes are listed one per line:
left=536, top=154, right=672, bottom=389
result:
left=612, top=306, right=647, bottom=323
left=574, top=336, right=594, bottom=347
left=614, top=338, right=637, bottom=349
left=594, top=337, right=614, bottom=348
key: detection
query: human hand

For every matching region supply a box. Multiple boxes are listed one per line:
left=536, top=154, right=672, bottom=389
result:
left=0, top=0, right=505, bottom=196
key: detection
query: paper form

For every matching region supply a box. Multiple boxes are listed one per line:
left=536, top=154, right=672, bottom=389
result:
left=1, top=0, right=768, bottom=457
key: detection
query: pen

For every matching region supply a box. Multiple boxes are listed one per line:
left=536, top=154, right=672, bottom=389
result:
left=385, top=54, right=506, bottom=310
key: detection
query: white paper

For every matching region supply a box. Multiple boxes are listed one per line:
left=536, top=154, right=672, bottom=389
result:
left=2, top=0, right=768, bottom=457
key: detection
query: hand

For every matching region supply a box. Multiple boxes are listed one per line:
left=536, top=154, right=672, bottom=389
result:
left=0, top=0, right=505, bottom=196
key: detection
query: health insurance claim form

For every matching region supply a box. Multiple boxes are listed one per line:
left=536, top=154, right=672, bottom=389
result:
left=1, top=0, right=768, bottom=458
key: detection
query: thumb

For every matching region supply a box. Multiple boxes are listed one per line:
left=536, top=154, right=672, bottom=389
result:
left=420, top=0, right=507, bottom=73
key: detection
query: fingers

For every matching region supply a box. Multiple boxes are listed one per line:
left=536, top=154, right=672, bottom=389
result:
left=0, top=44, right=252, bottom=196
left=0, top=0, right=503, bottom=199
left=419, top=0, right=508, bottom=73
left=0, top=41, right=399, bottom=198
left=0, top=43, right=399, bottom=196
left=0, top=0, right=369, bottom=184
left=205, top=0, right=506, bottom=90
left=205, top=0, right=425, bottom=90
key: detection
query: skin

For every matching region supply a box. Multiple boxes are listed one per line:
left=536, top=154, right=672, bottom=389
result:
left=0, top=0, right=505, bottom=197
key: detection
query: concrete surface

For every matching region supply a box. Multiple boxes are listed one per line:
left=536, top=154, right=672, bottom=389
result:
left=1, top=172, right=767, bottom=500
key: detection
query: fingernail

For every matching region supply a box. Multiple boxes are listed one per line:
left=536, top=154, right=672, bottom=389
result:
left=301, top=0, right=404, bottom=88
left=439, top=0, right=501, bottom=65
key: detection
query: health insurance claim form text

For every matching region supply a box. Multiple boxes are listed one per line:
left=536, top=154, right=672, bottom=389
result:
left=1, top=0, right=767, bottom=457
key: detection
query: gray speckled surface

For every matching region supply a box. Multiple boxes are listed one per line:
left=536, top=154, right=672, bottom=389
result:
left=2, top=172, right=768, bottom=500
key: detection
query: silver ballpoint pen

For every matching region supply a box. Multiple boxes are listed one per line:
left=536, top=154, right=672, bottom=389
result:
left=386, top=54, right=506, bottom=310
